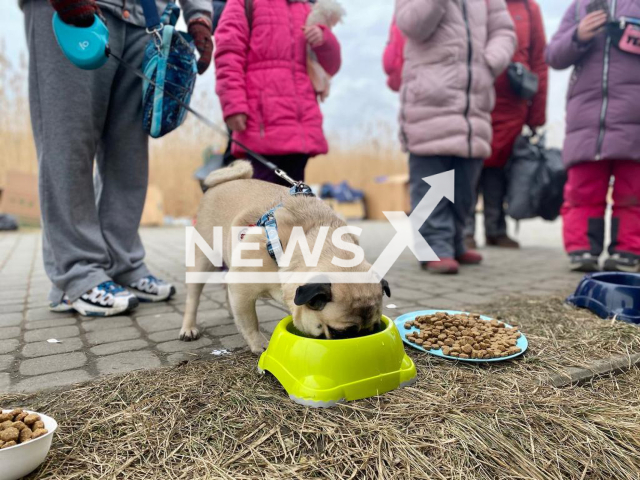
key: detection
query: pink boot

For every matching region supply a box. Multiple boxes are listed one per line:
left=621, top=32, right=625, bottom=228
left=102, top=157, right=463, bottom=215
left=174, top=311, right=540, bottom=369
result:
left=457, top=250, right=483, bottom=265
left=423, top=258, right=460, bottom=274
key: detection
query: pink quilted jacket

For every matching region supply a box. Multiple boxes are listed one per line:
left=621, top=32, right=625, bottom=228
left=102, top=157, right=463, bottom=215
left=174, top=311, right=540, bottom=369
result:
left=395, top=0, right=516, bottom=159
left=214, top=0, right=341, bottom=157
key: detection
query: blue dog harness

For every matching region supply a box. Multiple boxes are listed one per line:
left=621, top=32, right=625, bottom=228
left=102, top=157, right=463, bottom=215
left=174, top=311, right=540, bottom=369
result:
left=256, top=184, right=315, bottom=263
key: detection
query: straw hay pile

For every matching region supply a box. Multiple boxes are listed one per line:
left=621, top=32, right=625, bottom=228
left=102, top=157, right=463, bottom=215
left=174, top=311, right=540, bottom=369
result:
left=3, top=297, right=640, bottom=479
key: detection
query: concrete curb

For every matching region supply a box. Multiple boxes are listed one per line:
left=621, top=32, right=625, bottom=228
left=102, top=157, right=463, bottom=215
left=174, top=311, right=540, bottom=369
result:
left=545, top=352, right=640, bottom=388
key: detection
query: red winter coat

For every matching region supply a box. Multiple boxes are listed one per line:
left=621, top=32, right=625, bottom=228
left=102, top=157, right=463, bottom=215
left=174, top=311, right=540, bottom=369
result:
left=214, top=0, right=341, bottom=158
left=383, top=18, right=405, bottom=92
left=485, top=0, right=548, bottom=168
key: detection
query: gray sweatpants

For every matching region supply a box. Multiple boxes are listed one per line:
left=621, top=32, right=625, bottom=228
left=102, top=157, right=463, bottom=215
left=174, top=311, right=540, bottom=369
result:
left=25, top=0, right=151, bottom=302
left=409, top=154, right=483, bottom=259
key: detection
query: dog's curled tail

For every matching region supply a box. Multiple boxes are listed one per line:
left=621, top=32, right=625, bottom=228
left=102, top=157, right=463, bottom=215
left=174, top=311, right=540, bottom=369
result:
left=204, top=160, right=254, bottom=188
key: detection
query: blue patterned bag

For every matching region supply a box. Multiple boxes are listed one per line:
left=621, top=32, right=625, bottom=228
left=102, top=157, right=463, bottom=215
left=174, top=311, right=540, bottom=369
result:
left=141, top=3, right=197, bottom=138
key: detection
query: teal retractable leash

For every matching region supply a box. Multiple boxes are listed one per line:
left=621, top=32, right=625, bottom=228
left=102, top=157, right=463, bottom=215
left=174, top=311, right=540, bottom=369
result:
left=51, top=12, right=313, bottom=194
left=52, top=13, right=109, bottom=70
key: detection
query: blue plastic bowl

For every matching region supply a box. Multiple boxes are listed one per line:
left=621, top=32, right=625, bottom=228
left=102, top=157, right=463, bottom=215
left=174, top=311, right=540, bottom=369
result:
left=567, top=272, right=640, bottom=325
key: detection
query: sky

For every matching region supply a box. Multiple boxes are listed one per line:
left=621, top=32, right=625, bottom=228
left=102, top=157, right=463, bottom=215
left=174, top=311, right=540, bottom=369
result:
left=2, top=0, right=573, bottom=147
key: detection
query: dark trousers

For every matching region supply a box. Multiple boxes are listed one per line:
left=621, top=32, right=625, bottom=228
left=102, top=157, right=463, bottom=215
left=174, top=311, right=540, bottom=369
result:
left=467, top=167, right=508, bottom=238
left=409, top=154, right=483, bottom=259
left=250, top=154, right=309, bottom=187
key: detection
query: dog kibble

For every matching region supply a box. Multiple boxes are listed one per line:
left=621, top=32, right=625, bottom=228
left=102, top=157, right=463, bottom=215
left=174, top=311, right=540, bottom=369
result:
left=19, top=428, right=32, bottom=443
left=404, top=312, right=522, bottom=360
left=32, top=428, right=48, bottom=439
left=0, top=410, right=47, bottom=447
left=0, top=427, right=19, bottom=443
left=23, top=414, right=39, bottom=426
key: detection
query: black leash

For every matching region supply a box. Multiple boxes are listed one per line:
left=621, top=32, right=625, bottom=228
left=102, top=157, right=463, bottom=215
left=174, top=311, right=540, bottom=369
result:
left=107, top=48, right=304, bottom=189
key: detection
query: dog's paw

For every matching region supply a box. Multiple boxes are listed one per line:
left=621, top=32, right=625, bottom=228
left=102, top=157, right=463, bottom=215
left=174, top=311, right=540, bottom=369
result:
left=248, top=336, right=269, bottom=355
left=179, top=327, right=201, bottom=342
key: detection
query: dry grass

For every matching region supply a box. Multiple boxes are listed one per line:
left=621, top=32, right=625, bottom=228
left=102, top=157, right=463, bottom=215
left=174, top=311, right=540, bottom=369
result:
left=0, top=50, right=37, bottom=188
left=306, top=124, right=407, bottom=191
left=2, top=297, right=640, bottom=479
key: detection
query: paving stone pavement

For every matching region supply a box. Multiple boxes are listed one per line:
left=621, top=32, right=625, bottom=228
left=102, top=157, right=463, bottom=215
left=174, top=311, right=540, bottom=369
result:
left=0, top=218, right=582, bottom=394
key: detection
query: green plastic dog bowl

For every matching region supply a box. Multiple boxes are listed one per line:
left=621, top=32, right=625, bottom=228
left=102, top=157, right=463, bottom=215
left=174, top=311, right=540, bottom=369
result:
left=258, top=315, right=417, bottom=407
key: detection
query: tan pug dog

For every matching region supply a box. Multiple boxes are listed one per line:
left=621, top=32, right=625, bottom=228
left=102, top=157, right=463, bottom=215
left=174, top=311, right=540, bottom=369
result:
left=180, top=161, right=390, bottom=354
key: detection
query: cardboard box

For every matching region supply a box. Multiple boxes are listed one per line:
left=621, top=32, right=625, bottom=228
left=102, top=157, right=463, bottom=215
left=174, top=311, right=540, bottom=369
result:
left=0, top=171, right=40, bottom=225
left=141, top=184, right=164, bottom=226
left=364, top=174, right=410, bottom=220
left=324, top=198, right=366, bottom=221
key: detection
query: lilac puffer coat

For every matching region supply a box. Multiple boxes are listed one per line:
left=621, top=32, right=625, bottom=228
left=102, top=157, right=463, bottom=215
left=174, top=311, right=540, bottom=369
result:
left=395, top=0, right=516, bottom=159
left=547, top=0, right=640, bottom=168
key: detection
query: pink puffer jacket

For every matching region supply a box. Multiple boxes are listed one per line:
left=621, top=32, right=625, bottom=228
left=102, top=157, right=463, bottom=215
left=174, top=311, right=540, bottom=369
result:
left=395, top=0, right=516, bottom=159
left=214, top=0, right=341, bottom=157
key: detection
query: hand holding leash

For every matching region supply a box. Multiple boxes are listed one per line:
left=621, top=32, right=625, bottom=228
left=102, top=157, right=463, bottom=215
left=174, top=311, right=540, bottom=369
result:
left=48, top=0, right=100, bottom=27
left=226, top=114, right=247, bottom=132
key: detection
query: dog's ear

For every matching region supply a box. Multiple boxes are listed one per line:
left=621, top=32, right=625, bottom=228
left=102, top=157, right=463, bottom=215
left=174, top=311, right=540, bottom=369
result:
left=381, top=279, right=391, bottom=298
left=294, top=283, right=332, bottom=311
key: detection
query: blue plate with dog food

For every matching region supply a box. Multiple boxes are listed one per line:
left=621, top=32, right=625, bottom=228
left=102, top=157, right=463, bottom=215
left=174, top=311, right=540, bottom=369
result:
left=394, top=310, right=528, bottom=363
left=567, top=272, right=640, bottom=325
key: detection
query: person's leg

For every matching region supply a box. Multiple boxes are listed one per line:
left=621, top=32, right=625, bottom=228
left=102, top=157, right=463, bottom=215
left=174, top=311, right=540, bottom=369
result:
left=278, top=154, right=309, bottom=183
left=482, top=167, right=507, bottom=238
left=452, top=158, right=484, bottom=259
left=95, top=22, right=151, bottom=287
left=482, top=167, right=519, bottom=248
left=463, top=169, right=481, bottom=249
left=25, top=0, right=117, bottom=303
left=605, top=160, right=640, bottom=271
left=251, top=154, right=309, bottom=187
left=409, top=154, right=457, bottom=270
left=561, top=161, right=611, bottom=270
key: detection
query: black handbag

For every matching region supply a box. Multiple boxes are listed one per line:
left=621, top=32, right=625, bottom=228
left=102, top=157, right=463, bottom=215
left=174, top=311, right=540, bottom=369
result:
left=506, top=134, right=566, bottom=222
left=507, top=62, right=539, bottom=100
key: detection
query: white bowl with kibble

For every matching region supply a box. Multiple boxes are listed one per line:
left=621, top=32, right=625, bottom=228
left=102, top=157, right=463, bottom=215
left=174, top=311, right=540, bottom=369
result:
left=0, top=409, right=57, bottom=480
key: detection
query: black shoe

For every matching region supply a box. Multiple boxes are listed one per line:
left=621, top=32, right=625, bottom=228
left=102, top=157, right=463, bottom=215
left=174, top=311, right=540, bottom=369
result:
left=569, top=252, right=600, bottom=272
left=486, top=234, right=520, bottom=249
left=603, top=253, right=640, bottom=273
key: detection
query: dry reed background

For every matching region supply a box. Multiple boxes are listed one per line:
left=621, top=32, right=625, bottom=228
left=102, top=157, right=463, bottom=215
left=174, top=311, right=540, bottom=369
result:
left=1, top=297, right=639, bottom=479
left=0, top=52, right=406, bottom=219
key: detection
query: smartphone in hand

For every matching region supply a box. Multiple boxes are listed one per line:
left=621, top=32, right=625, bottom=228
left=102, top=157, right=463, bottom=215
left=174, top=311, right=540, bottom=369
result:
left=586, top=0, right=610, bottom=16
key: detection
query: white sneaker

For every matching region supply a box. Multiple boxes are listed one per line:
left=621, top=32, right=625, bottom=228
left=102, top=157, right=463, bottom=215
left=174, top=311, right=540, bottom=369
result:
left=72, top=281, right=139, bottom=317
left=128, top=275, right=176, bottom=302
left=49, top=295, right=74, bottom=313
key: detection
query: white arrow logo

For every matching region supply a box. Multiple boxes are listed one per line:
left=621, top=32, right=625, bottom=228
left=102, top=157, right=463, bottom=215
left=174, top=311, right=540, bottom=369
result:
left=369, top=169, right=455, bottom=279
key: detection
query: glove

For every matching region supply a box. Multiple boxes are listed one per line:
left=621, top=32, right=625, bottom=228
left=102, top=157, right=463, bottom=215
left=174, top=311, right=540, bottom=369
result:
left=188, top=18, right=214, bottom=75
left=49, top=0, right=99, bottom=28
